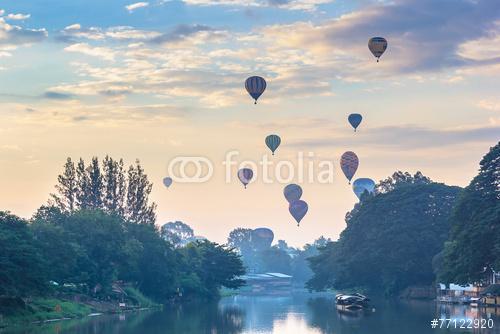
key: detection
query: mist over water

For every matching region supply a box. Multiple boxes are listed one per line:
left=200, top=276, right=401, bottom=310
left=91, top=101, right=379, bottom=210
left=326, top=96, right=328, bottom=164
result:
left=7, top=293, right=499, bottom=334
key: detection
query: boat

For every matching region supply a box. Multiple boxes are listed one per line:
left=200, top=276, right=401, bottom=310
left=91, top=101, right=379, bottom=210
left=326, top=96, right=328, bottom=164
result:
left=335, top=293, right=370, bottom=310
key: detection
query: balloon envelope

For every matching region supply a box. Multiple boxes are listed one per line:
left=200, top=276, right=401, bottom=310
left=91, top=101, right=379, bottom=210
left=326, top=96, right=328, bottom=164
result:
left=238, top=168, right=253, bottom=188
left=245, top=76, right=267, bottom=104
left=289, top=200, right=308, bottom=225
left=251, top=228, right=274, bottom=250
left=352, top=178, right=375, bottom=200
left=340, top=151, right=359, bottom=183
left=348, top=114, right=363, bottom=132
left=163, top=177, right=173, bottom=188
left=284, top=184, right=303, bottom=203
left=368, top=37, right=387, bottom=61
left=265, top=134, right=281, bottom=155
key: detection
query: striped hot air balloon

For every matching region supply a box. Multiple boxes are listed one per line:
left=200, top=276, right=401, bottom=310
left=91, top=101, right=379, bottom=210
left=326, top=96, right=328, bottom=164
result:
left=238, top=168, right=253, bottom=189
left=348, top=114, right=363, bottom=132
left=368, top=37, right=388, bottom=62
left=265, top=134, right=281, bottom=155
left=340, top=151, right=359, bottom=184
left=245, top=76, right=267, bottom=104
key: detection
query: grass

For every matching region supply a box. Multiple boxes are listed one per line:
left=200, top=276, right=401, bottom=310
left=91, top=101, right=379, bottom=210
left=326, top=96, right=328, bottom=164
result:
left=0, top=298, right=93, bottom=327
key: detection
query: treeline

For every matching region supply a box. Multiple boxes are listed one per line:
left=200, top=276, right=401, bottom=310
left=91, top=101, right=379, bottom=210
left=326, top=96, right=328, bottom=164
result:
left=307, top=142, right=500, bottom=296
left=227, top=228, right=330, bottom=285
left=0, top=157, right=245, bottom=302
left=160, top=221, right=330, bottom=285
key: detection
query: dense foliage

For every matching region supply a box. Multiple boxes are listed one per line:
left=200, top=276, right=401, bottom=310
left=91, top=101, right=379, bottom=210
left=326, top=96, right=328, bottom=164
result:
left=438, top=142, right=500, bottom=284
left=307, top=172, right=461, bottom=295
left=0, top=157, right=245, bottom=302
left=0, top=209, right=245, bottom=301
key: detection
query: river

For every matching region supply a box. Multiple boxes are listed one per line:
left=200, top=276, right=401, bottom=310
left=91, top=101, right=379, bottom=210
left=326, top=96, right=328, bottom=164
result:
left=4, top=292, right=499, bottom=333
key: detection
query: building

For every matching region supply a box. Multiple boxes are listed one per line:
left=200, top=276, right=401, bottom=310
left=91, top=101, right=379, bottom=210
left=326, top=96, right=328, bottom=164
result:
left=240, top=272, right=292, bottom=294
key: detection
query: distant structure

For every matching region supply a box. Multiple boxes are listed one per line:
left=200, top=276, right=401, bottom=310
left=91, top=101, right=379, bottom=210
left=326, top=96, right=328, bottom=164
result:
left=240, top=272, right=292, bottom=294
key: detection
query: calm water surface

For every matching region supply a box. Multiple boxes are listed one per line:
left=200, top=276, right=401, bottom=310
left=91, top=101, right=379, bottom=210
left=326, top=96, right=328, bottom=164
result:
left=5, top=293, right=500, bottom=334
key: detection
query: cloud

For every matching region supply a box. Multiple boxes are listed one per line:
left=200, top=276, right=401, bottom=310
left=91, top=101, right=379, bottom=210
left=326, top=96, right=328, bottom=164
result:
left=64, top=43, right=115, bottom=61
left=125, top=2, right=149, bottom=12
left=149, top=24, right=224, bottom=45
left=64, top=23, right=81, bottom=31
left=43, top=91, right=74, bottom=100
left=478, top=99, right=500, bottom=111
left=6, top=13, right=31, bottom=20
left=181, top=0, right=333, bottom=11
left=290, top=124, right=500, bottom=149
left=0, top=17, right=47, bottom=47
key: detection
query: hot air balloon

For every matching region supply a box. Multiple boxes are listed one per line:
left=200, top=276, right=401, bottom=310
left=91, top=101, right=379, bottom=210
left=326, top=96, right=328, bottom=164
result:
left=348, top=114, right=363, bottom=132
left=289, top=200, right=308, bottom=226
left=340, top=151, right=359, bottom=184
left=251, top=228, right=274, bottom=250
left=284, top=184, right=302, bottom=203
left=163, top=177, right=173, bottom=188
left=238, top=168, right=253, bottom=188
left=245, top=76, right=266, bottom=104
left=352, top=178, right=375, bottom=200
left=265, top=134, right=281, bottom=155
left=368, top=37, right=387, bottom=62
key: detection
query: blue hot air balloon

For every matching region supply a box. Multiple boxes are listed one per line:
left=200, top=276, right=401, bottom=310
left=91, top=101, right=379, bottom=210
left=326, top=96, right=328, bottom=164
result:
left=245, top=76, right=267, bottom=104
left=163, top=177, right=173, bottom=188
left=348, top=114, right=363, bottom=132
left=283, top=184, right=303, bottom=203
left=368, top=37, right=388, bottom=62
left=265, top=134, right=281, bottom=155
left=289, top=200, right=308, bottom=226
left=352, top=178, right=375, bottom=200
left=340, top=151, right=359, bottom=184
left=238, top=168, right=253, bottom=188
left=251, top=228, right=274, bottom=250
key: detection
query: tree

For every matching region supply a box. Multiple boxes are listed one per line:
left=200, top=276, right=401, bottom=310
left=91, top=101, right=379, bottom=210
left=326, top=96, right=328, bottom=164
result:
left=51, top=157, right=157, bottom=225
left=307, top=172, right=461, bottom=296
left=50, top=158, right=77, bottom=212
left=160, top=221, right=194, bottom=247
left=260, top=247, right=291, bottom=274
left=438, top=142, right=500, bottom=284
left=126, top=160, right=157, bottom=225
left=0, top=212, right=47, bottom=297
left=179, top=241, right=245, bottom=298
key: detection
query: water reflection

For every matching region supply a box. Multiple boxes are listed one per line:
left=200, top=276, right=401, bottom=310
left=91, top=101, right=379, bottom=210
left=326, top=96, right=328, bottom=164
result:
left=3, top=293, right=499, bottom=334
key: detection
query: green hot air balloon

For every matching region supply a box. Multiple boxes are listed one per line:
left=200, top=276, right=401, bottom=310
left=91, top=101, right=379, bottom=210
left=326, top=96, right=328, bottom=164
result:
left=265, top=134, right=281, bottom=155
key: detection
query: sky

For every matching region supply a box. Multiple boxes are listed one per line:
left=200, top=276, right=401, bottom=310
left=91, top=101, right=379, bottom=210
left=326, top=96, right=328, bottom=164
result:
left=0, top=0, right=499, bottom=247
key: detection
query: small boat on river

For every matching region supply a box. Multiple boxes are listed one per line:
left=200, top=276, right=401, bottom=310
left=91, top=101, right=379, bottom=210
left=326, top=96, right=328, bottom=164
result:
left=335, top=293, right=370, bottom=311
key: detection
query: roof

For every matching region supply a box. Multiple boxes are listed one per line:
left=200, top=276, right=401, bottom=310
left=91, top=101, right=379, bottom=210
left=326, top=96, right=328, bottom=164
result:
left=438, top=283, right=475, bottom=291
left=241, top=272, right=292, bottom=280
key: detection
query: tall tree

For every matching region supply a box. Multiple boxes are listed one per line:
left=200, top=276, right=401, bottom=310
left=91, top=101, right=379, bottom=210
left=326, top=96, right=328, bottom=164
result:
left=102, top=156, right=126, bottom=215
left=126, top=160, right=157, bottom=225
left=50, top=158, right=77, bottom=212
left=76, top=158, right=91, bottom=209
left=439, top=142, right=500, bottom=284
left=87, top=157, right=103, bottom=209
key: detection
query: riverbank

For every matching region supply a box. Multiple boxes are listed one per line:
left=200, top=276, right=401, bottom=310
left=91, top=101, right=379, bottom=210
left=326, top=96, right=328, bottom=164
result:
left=0, top=288, right=161, bottom=329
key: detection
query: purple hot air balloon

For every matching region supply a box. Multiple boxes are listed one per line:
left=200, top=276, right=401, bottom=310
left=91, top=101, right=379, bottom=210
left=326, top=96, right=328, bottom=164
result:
left=238, top=168, right=253, bottom=188
left=163, top=177, right=173, bottom=188
left=289, top=200, right=308, bottom=226
left=284, top=184, right=302, bottom=203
